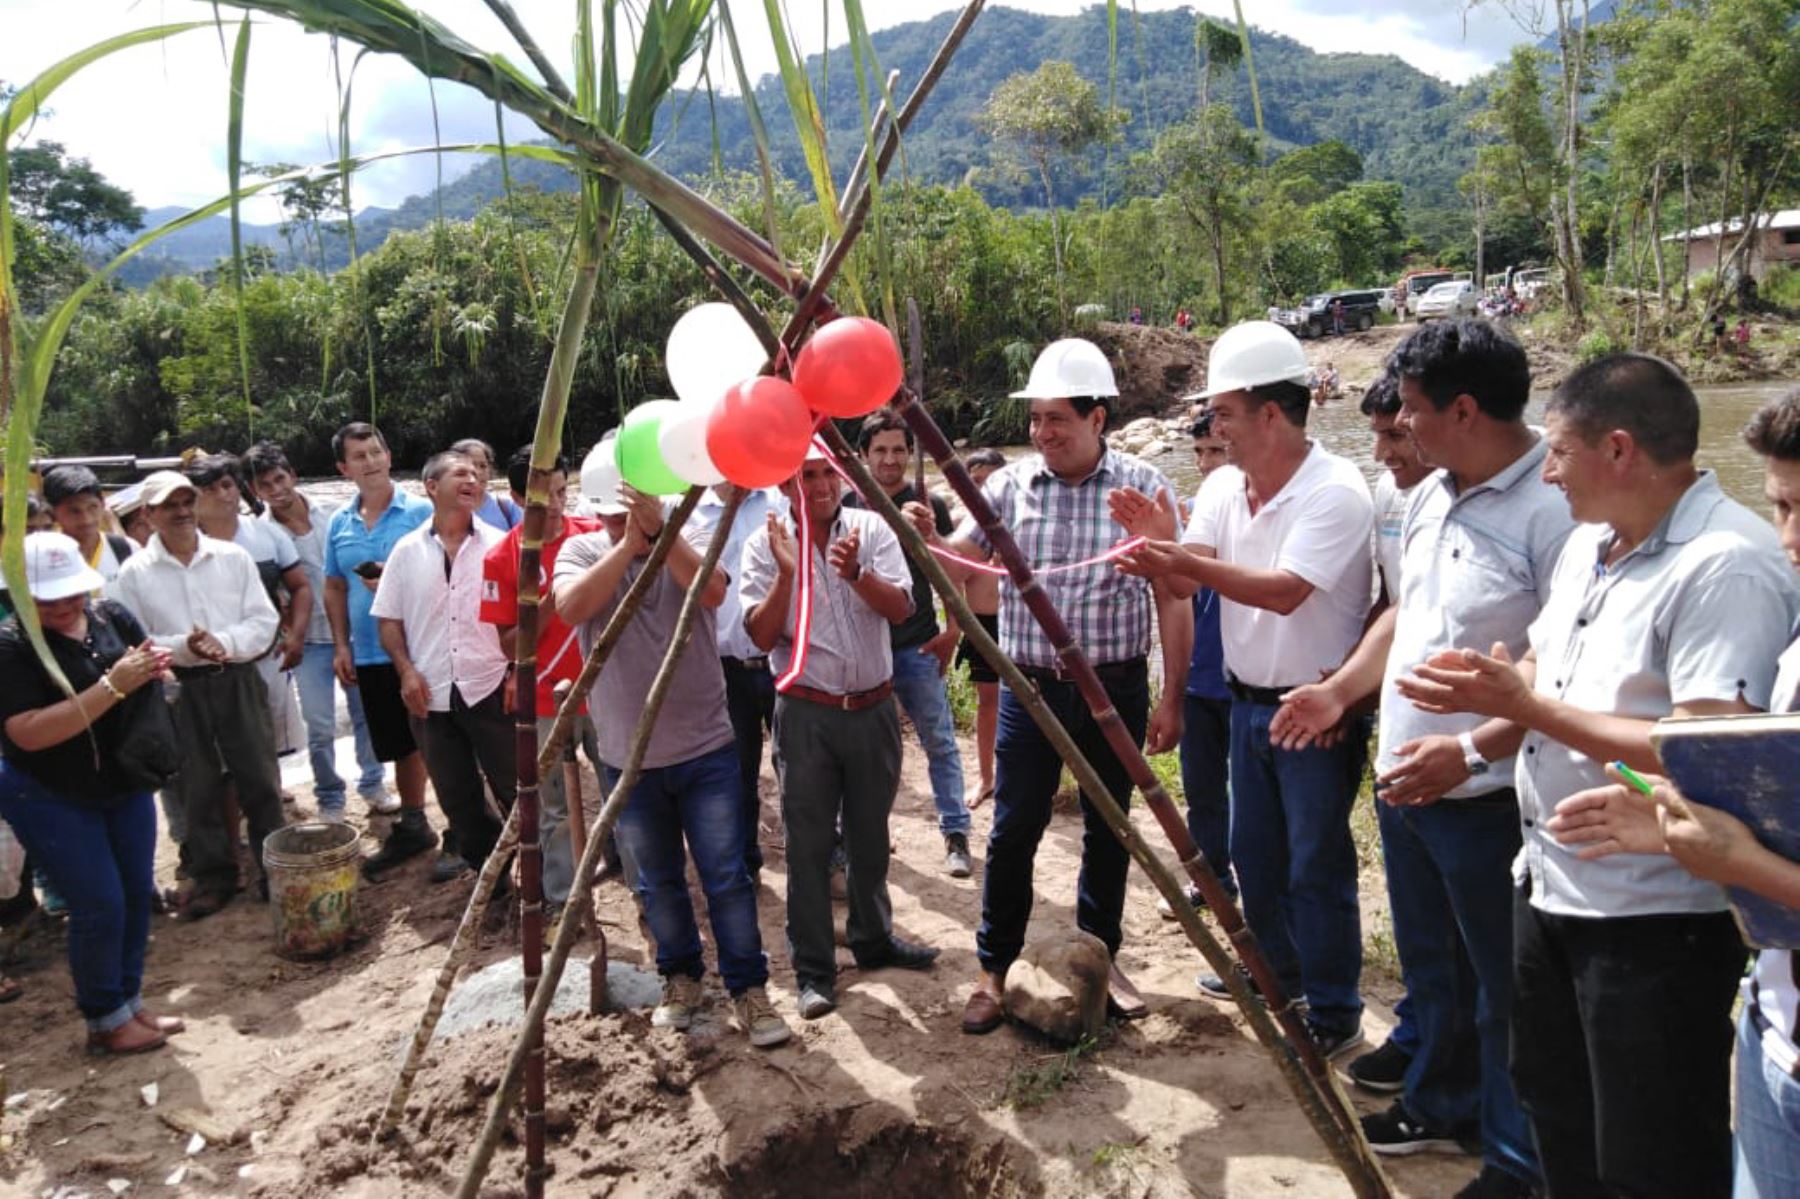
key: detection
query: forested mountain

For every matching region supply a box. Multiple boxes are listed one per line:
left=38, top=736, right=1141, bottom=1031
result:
left=120, top=5, right=1497, bottom=279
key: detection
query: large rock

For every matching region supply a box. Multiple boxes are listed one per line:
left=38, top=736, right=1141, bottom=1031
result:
left=1002, top=932, right=1110, bottom=1044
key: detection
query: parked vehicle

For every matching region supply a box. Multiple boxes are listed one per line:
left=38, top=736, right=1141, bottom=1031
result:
left=1414, top=280, right=1479, bottom=321
left=1273, top=288, right=1384, bottom=338
left=1394, top=269, right=1457, bottom=318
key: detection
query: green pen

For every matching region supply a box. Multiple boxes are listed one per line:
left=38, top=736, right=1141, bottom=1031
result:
left=1611, top=761, right=1656, bottom=796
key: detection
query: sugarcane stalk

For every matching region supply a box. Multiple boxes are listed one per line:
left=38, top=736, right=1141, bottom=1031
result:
left=479, top=0, right=574, bottom=104
left=551, top=678, right=607, bottom=1013
left=454, top=489, right=744, bottom=1199
left=848, top=406, right=1389, bottom=1196
left=536, top=488, right=703, bottom=771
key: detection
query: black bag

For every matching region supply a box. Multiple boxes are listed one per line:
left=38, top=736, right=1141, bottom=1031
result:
left=108, top=678, right=181, bottom=790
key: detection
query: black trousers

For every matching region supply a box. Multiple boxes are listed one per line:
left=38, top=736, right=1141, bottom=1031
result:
left=1510, top=886, right=1746, bottom=1198
left=721, top=656, right=776, bottom=873
left=413, top=685, right=515, bottom=868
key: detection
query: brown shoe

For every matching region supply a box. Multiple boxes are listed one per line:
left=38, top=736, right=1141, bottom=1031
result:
left=87, top=1020, right=168, bottom=1056
left=1107, top=963, right=1148, bottom=1021
left=179, top=889, right=233, bottom=922
left=961, top=984, right=1004, bottom=1035
left=135, top=1010, right=186, bottom=1035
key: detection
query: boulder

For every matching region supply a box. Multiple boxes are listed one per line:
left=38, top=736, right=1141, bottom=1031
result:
left=1003, top=931, right=1110, bottom=1043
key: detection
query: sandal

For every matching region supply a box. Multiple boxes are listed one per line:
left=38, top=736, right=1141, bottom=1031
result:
left=134, top=1009, right=186, bottom=1035
left=0, top=973, right=21, bottom=1004
left=86, top=1020, right=167, bottom=1056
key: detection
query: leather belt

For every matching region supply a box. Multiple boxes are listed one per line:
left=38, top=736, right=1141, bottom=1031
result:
left=173, top=661, right=242, bottom=679
left=1020, top=657, right=1147, bottom=689
left=1226, top=674, right=1300, bottom=707
left=723, top=655, right=770, bottom=671
left=781, top=679, right=894, bottom=712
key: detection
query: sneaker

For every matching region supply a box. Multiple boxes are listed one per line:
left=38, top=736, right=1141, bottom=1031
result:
left=1306, top=1019, right=1366, bottom=1062
left=732, top=986, right=792, bottom=1048
left=1196, top=965, right=1260, bottom=1001
left=430, top=850, right=471, bottom=885
left=361, top=817, right=437, bottom=880
left=1453, top=1165, right=1541, bottom=1199
left=1157, top=886, right=1206, bottom=920
left=315, top=805, right=348, bottom=825
left=944, top=833, right=973, bottom=879
left=652, top=974, right=704, bottom=1031
left=1360, top=1100, right=1471, bottom=1157
left=1346, top=1038, right=1413, bottom=1095
left=796, top=984, right=837, bottom=1020
left=361, top=788, right=401, bottom=816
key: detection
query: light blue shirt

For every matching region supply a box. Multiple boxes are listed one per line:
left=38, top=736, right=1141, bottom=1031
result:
left=323, top=485, right=432, bottom=666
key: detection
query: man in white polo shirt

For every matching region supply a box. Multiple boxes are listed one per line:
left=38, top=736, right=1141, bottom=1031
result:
left=1403, top=355, right=1799, bottom=1198
left=1116, top=320, right=1374, bottom=1059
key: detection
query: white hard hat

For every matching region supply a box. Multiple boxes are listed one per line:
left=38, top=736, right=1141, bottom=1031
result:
left=1010, top=338, right=1119, bottom=400
left=579, top=432, right=627, bottom=515
left=23, top=531, right=105, bottom=601
left=1196, top=321, right=1312, bottom=398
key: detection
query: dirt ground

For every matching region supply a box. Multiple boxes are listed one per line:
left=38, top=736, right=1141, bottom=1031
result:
left=1, top=727, right=1479, bottom=1198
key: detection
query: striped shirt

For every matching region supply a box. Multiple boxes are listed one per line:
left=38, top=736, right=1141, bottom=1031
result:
left=957, top=445, right=1176, bottom=671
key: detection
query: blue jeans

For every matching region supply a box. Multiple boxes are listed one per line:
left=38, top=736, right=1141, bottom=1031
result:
left=890, top=644, right=970, bottom=836
left=295, top=642, right=383, bottom=809
left=978, top=661, right=1148, bottom=976
left=604, top=743, right=768, bottom=996
left=1737, top=1004, right=1800, bottom=1198
left=1380, top=793, right=1537, bottom=1184
left=1228, top=699, right=1365, bottom=1034
left=1179, top=693, right=1234, bottom=895
left=0, top=762, right=155, bottom=1032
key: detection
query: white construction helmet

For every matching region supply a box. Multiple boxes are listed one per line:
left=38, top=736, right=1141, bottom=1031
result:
left=1196, top=320, right=1311, bottom=398
left=1010, top=338, right=1120, bottom=400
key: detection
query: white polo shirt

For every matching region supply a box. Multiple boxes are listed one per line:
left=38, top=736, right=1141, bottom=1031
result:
left=1750, top=638, right=1800, bottom=1074
left=1182, top=442, right=1375, bottom=689
left=1517, top=472, right=1799, bottom=917
left=369, top=519, right=508, bottom=711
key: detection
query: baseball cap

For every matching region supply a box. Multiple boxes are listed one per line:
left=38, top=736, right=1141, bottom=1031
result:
left=140, top=470, right=198, bottom=507
left=23, top=531, right=106, bottom=601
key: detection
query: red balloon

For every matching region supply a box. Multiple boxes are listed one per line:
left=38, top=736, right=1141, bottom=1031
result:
left=791, top=316, right=904, bottom=419
left=706, top=376, right=815, bottom=489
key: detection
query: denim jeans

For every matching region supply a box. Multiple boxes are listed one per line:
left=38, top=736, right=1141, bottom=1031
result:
left=722, top=656, right=776, bottom=873
left=1737, top=1003, right=1800, bottom=1199
left=977, top=661, right=1148, bottom=977
left=604, top=743, right=768, bottom=996
left=295, top=642, right=384, bottom=810
left=1379, top=793, right=1536, bottom=1184
left=1179, top=693, right=1234, bottom=895
left=1512, top=889, right=1744, bottom=1199
left=0, top=763, right=155, bottom=1032
left=890, top=644, right=970, bottom=836
left=1228, top=698, right=1365, bottom=1034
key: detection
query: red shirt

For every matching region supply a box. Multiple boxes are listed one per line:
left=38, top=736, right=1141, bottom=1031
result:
left=480, top=515, right=602, bottom=717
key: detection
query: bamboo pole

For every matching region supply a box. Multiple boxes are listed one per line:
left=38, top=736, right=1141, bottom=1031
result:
left=453, top=489, right=743, bottom=1199
left=843, top=406, right=1389, bottom=1196
left=552, top=678, right=608, bottom=1014
left=373, top=498, right=702, bottom=1142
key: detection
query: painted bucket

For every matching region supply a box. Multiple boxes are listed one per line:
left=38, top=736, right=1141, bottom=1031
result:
left=263, top=822, right=362, bottom=961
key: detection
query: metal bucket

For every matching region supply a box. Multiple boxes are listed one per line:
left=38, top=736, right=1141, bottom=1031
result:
left=262, top=822, right=362, bottom=961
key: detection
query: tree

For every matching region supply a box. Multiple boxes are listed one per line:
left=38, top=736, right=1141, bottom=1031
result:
left=1194, top=18, right=1244, bottom=111
left=1475, top=49, right=1566, bottom=293
left=980, top=60, right=1124, bottom=317
left=252, top=163, right=345, bottom=271
left=1139, top=106, right=1259, bottom=324
left=1311, top=181, right=1406, bottom=285
left=6, top=140, right=143, bottom=246
left=1270, top=140, right=1363, bottom=207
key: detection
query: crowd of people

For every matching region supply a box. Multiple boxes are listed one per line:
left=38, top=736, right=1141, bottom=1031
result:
left=1, top=313, right=1797, bottom=1198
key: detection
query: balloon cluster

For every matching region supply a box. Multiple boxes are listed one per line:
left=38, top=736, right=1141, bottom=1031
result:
left=608, top=303, right=904, bottom=495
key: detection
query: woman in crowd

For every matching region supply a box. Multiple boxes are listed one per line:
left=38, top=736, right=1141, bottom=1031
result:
left=0, top=531, right=186, bottom=1053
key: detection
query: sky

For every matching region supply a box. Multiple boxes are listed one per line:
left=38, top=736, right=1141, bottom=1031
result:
left=0, top=1, right=1537, bottom=225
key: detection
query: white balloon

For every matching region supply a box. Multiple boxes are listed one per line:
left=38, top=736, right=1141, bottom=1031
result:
left=579, top=431, right=622, bottom=506
left=667, top=303, right=768, bottom=408
left=657, top=399, right=727, bottom=486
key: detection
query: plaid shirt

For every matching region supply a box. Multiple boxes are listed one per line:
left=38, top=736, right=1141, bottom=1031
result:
left=960, top=445, right=1176, bottom=670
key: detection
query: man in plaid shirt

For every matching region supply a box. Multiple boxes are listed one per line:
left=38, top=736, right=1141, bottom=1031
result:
left=928, top=338, right=1192, bottom=1035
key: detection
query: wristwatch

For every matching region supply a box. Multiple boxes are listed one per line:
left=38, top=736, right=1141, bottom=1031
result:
left=1458, top=730, right=1490, bottom=777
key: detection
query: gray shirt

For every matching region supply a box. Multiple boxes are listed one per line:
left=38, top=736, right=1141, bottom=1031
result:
left=691, top=486, right=785, bottom=662
left=553, top=525, right=734, bottom=771
left=738, top=505, right=910, bottom=694
left=264, top=496, right=338, bottom=645
left=1380, top=440, right=1575, bottom=799
left=1517, top=472, right=1800, bottom=917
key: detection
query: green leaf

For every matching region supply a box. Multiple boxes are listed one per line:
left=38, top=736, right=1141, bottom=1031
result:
left=227, top=16, right=255, bottom=433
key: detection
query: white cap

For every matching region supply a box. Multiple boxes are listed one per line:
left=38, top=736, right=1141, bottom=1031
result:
left=1195, top=321, right=1312, bottom=399
left=140, top=469, right=197, bottom=507
left=1010, top=338, right=1119, bottom=400
left=22, top=531, right=105, bottom=601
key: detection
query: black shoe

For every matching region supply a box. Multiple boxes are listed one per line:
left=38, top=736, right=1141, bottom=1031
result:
left=362, top=818, right=437, bottom=880
left=854, top=936, right=940, bottom=972
left=1305, top=1018, right=1365, bottom=1062
left=429, top=850, right=471, bottom=884
left=1453, top=1165, right=1541, bottom=1199
left=1347, top=1037, right=1413, bottom=1094
left=1360, top=1100, right=1469, bottom=1156
left=1196, top=965, right=1261, bottom=1001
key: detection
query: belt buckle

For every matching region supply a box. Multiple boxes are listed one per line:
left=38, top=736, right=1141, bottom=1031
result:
left=841, top=692, right=855, bottom=711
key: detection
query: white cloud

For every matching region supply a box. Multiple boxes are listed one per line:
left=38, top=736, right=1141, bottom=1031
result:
left=2, top=1, right=1527, bottom=220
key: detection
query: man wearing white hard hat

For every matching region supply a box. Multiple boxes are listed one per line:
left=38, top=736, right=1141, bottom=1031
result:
left=1115, top=320, right=1374, bottom=1061
left=113, top=469, right=287, bottom=921
left=928, top=337, right=1192, bottom=1036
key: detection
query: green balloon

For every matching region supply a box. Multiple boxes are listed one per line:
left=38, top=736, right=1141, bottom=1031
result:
left=615, top=401, right=689, bottom=496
